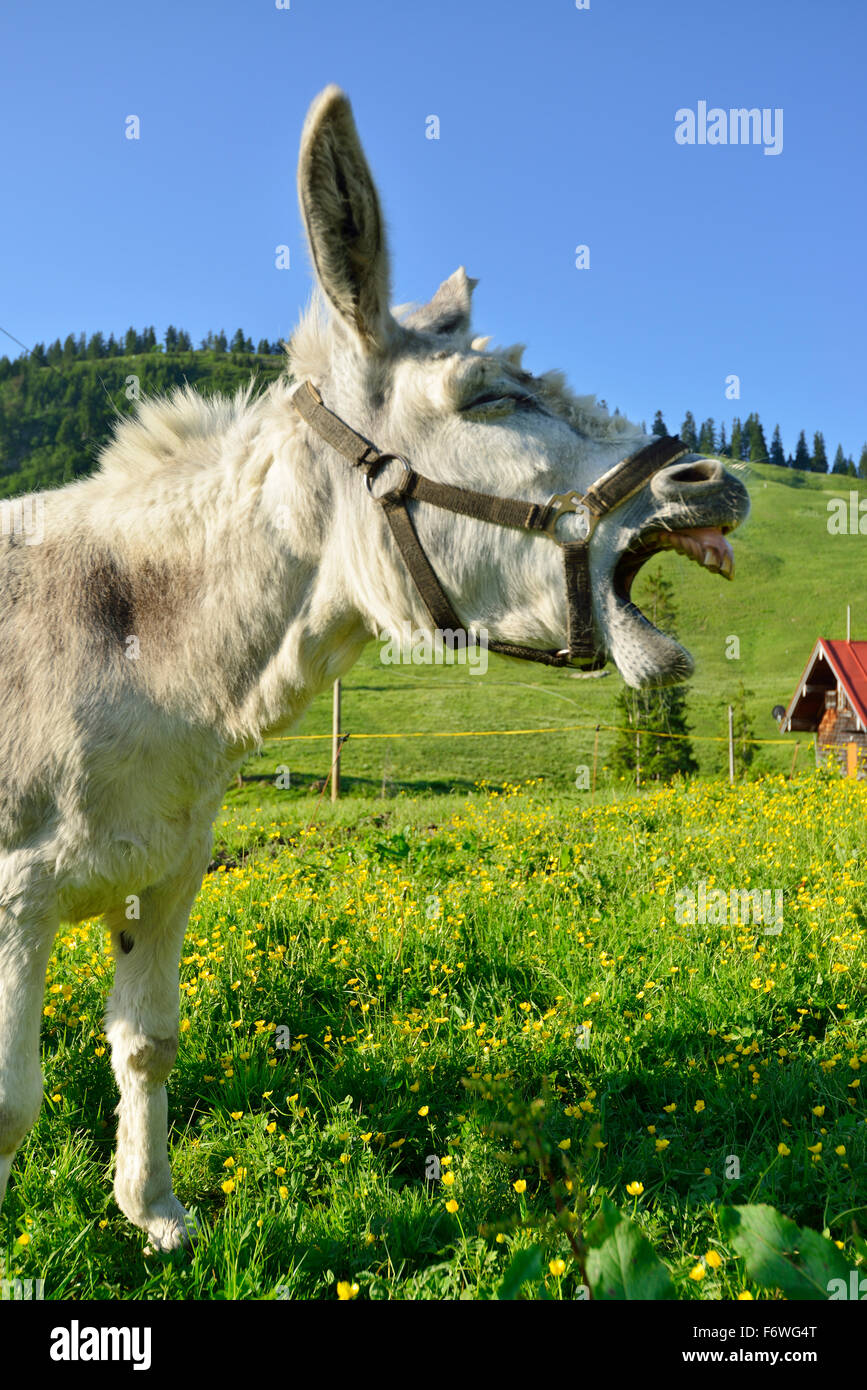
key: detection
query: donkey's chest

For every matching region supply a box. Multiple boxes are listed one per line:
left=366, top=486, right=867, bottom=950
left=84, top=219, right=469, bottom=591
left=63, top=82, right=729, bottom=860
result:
left=53, top=743, right=241, bottom=921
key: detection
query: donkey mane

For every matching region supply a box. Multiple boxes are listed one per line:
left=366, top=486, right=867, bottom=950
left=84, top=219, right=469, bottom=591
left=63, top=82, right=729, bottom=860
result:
left=92, top=379, right=295, bottom=487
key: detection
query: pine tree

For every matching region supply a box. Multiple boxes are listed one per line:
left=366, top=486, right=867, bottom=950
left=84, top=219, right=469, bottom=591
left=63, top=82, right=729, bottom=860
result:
left=652, top=409, right=668, bottom=437
left=609, top=570, right=698, bottom=786
left=846, top=457, right=857, bottom=477
left=215, top=330, right=228, bottom=353
left=769, top=424, right=786, bottom=467
left=746, top=413, right=768, bottom=463
left=124, top=327, right=139, bottom=355
left=164, top=325, right=178, bottom=352
left=698, top=418, right=716, bottom=454
left=729, top=418, right=742, bottom=462
left=62, top=334, right=78, bottom=361
left=718, top=422, right=728, bottom=456
left=177, top=329, right=192, bottom=351
left=831, top=444, right=848, bottom=475
left=859, top=445, right=867, bottom=480
left=811, top=431, right=828, bottom=474
left=230, top=328, right=247, bottom=353
left=680, top=411, right=698, bottom=451
left=794, top=430, right=811, bottom=471
left=87, top=331, right=106, bottom=359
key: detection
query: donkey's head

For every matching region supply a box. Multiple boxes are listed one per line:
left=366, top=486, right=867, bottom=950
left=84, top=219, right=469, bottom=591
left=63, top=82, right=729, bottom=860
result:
left=290, top=86, right=749, bottom=688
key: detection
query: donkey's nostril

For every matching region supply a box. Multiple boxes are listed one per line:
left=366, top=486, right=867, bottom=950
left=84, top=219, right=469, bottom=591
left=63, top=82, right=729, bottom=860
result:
left=655, top=457, right=725, bottom=489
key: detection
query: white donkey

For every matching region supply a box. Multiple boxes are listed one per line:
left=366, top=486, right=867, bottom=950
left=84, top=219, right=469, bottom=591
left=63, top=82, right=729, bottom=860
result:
left=0, top=86, right=749, bottom=1249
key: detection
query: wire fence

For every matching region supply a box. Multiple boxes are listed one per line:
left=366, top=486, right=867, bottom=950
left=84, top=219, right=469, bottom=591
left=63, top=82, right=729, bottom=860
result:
left=269, top=719, right=793, bottom=747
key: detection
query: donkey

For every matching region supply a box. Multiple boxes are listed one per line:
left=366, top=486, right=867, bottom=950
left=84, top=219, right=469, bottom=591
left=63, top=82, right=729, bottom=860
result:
left=0, top=85, right=749, bottom=1249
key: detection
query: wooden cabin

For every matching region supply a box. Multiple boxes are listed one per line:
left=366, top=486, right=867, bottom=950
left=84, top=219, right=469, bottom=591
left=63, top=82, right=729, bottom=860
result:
left=780, top=639, right=867, bottom=777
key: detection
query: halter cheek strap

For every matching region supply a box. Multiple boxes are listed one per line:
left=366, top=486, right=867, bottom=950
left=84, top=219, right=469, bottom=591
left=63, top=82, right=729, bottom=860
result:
left=291, top=379, right=687, bottom=669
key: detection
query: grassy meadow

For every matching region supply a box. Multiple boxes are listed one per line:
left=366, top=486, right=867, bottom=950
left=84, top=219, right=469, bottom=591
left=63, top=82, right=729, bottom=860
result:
left=2, top=460, right=866, bottom=1302
left=2, top=769, right=864, bottom=1300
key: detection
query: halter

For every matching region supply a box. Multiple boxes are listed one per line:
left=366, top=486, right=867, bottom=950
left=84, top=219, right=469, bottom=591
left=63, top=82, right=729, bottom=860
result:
left=291, top=379, right=688, bottom=669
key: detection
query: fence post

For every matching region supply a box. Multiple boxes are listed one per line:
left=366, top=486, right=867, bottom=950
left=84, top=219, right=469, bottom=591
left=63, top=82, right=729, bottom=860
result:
left=331, top=679, right=341, bottom=802
left=592, top=724, right=600, bottom=798
left=728, top=705, right=735, bottom=786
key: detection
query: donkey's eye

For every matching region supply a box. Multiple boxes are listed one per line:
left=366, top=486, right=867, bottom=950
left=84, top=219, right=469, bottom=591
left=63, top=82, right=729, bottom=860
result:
left=461, top=390, right=533, bottom=418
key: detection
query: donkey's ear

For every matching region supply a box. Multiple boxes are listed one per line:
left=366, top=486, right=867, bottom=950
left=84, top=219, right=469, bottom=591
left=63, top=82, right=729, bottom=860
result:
left=298, top=86, right=391, bottom=351
left=402, top=267, right=478, bottom=336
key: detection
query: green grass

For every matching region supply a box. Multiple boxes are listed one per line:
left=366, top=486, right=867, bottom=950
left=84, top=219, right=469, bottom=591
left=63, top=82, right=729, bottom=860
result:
left=3, top=769, right=864, bottom=1300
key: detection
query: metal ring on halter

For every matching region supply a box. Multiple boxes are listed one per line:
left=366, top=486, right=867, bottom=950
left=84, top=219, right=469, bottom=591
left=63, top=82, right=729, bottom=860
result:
left=541, top=490, right=595, bottom=543
left=365, top=454, right=412, bottom=496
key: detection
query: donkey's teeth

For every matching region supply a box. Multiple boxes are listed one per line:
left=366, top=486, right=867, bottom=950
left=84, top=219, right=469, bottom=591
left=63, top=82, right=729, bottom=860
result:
left=643, top=526, right=734, bottom=579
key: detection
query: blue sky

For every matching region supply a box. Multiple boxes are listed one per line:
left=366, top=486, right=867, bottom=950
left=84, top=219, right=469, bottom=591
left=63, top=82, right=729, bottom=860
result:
left=1, top=0, right=865, bottom=460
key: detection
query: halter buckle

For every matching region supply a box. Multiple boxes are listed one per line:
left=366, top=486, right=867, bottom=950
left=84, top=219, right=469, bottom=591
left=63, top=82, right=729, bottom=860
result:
left=543, top=491, right=593, bottom=542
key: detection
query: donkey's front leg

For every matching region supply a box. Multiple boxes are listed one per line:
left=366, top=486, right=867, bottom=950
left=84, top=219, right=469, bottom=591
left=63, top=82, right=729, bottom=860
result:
left=104, top=844, right=208, bottom=1251
left=0, top=879, right=58, bottom=1215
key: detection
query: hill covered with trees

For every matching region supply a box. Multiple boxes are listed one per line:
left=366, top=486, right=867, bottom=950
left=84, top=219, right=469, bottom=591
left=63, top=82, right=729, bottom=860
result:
left=0, top=326, right=286, bottom=498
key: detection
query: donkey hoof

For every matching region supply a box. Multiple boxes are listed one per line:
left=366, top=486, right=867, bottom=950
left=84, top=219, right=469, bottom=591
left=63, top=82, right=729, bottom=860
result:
left=140, top=1198, right=198, bottom=1253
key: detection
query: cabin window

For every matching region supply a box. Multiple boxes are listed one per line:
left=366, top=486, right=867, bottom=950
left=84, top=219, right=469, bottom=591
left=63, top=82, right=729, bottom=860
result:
left=825, top=690, right=836, bottom=709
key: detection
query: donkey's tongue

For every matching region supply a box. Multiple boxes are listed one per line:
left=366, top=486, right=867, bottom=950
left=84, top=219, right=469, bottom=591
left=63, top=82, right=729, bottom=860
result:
left=654, top=526, right=734, bottom=578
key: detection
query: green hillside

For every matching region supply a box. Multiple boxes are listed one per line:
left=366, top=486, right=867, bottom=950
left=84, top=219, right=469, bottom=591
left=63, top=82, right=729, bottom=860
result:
left=1, top=346, right=863, bottom=792
left=0, top=345, right=285, bottom=496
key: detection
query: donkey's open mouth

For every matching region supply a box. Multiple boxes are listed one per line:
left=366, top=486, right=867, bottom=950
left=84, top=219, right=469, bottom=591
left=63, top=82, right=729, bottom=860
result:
left=613, top=522, right=735, bottom=603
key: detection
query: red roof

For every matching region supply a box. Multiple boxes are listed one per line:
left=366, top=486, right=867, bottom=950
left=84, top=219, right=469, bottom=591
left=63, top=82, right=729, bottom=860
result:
left=822, top=641, right=867, bottom=726
left=783, top=639, right=867, bottom=732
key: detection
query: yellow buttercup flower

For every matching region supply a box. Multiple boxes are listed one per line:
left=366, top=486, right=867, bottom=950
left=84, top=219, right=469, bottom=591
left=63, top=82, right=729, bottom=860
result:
left=513, top=1179, right=527, bottom=1194
left=336, top=1281, right=359, bottom=1300
left=625, top=1182, right=644, bottom=1196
